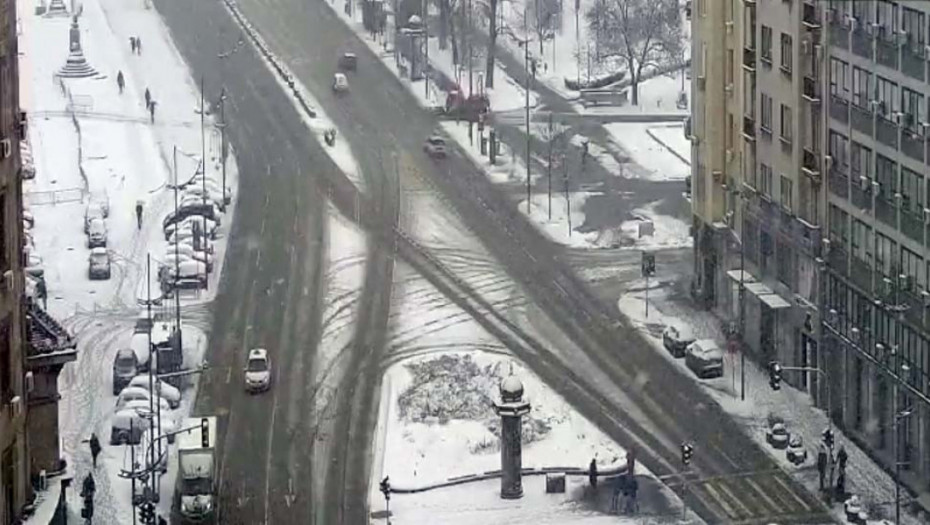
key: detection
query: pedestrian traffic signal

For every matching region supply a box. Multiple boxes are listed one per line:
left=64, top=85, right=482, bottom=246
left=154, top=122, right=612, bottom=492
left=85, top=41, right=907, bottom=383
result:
left=768, top=362, right=783, bottom=390
left=140, top=502, right=155, bottom=522
left=822, top=428, right=834, bottom=449
left=680, top=442, right=694, bottom=466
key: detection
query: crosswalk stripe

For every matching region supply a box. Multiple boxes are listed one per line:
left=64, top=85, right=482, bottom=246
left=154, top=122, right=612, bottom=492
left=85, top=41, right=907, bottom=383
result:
left=715, top=479, right=756, bottom=517
left=770, top=471, right=813, bottom=511
left=746, top=477, right=782, bottom=514
left=701, top=482, right=740, bottom=519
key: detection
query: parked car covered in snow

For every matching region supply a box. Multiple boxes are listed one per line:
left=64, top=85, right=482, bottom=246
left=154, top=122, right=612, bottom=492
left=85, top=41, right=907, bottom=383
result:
left=121, top=397, right=173, bottom=419
left=684, top=339, right=724, bottom=378
left=164, top=216, right=218, bottom=241
left=84, top=201, right=108, bottom=234
left=110, top=409, right=146, bottom=445
left=159, top=260, right=208, bottom=289
left=662, top=324, right=695, bottom=358
left=127, top=375, right=181, bottom=408
left=88, top=248, right=111, bottom=280
left=112, top=348, right=139, bottom=395
left=86, top=217, right=108, bottom=248
left=163, top=202, right=220, bottom=232
left=130, top=332, right=153, bottom=373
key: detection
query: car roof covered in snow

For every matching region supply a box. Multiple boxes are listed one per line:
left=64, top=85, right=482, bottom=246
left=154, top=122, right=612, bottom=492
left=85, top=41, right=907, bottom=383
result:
left=248, top=348, right=268, bottom=361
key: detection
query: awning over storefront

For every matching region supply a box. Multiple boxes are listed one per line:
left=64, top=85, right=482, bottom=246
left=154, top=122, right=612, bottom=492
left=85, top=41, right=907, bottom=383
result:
left=726, top=269, right=757, bottom=284
left=759, top=293, right=792, bottom=309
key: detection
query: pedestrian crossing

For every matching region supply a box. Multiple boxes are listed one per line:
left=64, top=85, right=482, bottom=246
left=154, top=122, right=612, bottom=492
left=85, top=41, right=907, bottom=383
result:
left=683, top=470, right=831, bottom=524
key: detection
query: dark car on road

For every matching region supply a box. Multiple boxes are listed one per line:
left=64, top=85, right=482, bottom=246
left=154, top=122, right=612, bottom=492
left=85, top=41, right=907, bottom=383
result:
left=112, top=348, right=139, bottom=395
left=88, top=248, right=111, bottom=280
left=424, top=136, right=447, bottom=159
left=338, top=53, right=357, bottom=71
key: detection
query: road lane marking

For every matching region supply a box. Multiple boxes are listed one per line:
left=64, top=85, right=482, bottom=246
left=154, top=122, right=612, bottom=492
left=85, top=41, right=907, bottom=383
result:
left=701, top=482, right=739, bottom=519
left=256, top=248, right=262, bottom=267
left=745, top=477, right=781, bottom=515
left=226, top=366, right=232, bottom=384
left=770, top=472, right=812, bottom=511
left=713, top=479, right=753, bottom=517
left=261, top=216, right=267, bottom=235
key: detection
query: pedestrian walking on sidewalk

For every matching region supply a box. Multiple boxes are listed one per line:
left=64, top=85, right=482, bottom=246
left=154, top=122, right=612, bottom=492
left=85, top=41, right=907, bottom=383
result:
left=88, top=433, right=101, bottom=468
left=116, top=71, right=124, bottom=94
left=81, top=472, right=96, bottom=499
left=817, top=444, right=827, bottom=490
left=837, top=445, right=848, bottom=471
left=135, top=201, right=143, bottom=230
left=130, top=36, right=137, bottom=54
left=136, top=36, right=143, bottom=55
left=149, top=100, right=157, bottom=123
left=588, top=458, right=598, bottom=492
left=144, top=88, right=151, bottom=108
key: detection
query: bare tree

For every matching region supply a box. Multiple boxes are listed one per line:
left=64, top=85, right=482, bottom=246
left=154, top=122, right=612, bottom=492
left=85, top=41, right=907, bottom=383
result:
left=484, top=0, right=499, bottom=87
left=585, top=0, right=681, bottom=105
left=529, top=0, right=560, bottom=56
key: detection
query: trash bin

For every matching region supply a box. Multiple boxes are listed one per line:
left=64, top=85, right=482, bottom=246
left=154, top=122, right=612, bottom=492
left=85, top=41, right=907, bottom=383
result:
left=545, top=472, right=566, bottom=493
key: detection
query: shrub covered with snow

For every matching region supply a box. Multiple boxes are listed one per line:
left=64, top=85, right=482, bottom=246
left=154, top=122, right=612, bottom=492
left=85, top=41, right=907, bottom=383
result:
left=397, top=354, right=554, bottom=451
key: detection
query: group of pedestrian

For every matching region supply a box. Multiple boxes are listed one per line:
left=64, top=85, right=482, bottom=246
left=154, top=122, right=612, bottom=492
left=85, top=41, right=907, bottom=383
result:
left=129, top=36, right=143, bottom=55
left=589, top=457, right=639, bottom=515
left=817, top=442, right=849, bottom=503
left=144, top=87, right=157, bottom=123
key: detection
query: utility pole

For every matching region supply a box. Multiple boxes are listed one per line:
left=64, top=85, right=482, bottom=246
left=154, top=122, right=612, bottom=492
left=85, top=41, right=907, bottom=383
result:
left=468, top=0, right=473, bottom=98
left=146, top=254, right=157, bottom=518
left=424, top=0, right=430, bottom=100
left=524, top=6, right=531, bottom=216
left=546, top=112, right=553, bottom=220
left=200, top=76, right=209, bottom=290
left=220, top=88, right=228, bottom=207
left=172, top=146, right=183, bottom=353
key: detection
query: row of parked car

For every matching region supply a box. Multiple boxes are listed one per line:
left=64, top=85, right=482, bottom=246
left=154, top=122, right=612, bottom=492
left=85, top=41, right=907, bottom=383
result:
left=84, top=194, right=112, bottom=280
left=157, top=174, right=230, bottom=294
left=110, top=318, right=184, bottom=445
left=662, top=324, right=725, bottom=379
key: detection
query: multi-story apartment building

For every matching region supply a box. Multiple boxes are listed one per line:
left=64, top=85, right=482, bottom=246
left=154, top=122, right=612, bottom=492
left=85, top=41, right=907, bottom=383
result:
left=694, top=0, right=930, bottom=507
left=1, top=0, right=76, bottom=521
left=821, top=0, right=930, bottom=505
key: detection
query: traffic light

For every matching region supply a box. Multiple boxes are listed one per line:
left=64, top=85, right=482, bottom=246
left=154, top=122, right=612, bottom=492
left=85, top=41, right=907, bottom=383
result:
left=680, top=442, right=694, bottom=467
left=822, top=427, right=834, bottom=449
left=139, top=502, right=154, bottom=523
left=768, top=362, right=783, bottom=391
left=641, top=253, right=656, bottom=277
left=201, top=418, right=210, bottom=448
left=379, top=476, right=391, bottom=501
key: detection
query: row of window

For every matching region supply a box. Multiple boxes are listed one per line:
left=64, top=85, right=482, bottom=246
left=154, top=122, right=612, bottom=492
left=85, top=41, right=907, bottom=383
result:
left=832, top=0, right=930, bottom=48
left=829, top=129, right=926, bottom=213
left=830, top=203, right=929, bottom=288
left=759, top=25, right=794, bottom=74
left=759, top=93, right=794, bottom=143
left=830, top=57, right=925, bottom=126
left=750, top=163, right=794, bottom=211
left=742, top=216, right=797, bottom=290
left=825, top=275, right=930, bottom=397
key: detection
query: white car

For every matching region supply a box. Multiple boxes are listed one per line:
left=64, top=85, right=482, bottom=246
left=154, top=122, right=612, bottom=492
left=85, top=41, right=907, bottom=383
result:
left=116, top=386, right=172, bottom=413
left=127, top=375, right=181, bottom=408
left=333, top=72, right=349, bottom=93
left=166, top=244, right=214, bottom=268
left=121, top=397, right=173, bottom=418
left=244, top=348, right=271, bottom=393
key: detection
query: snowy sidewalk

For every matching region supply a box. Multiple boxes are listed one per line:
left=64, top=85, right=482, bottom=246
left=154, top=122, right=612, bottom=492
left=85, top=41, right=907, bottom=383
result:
left=21, top=0, right=235, bottom=521
left=616, top=282, right=929, bottom=525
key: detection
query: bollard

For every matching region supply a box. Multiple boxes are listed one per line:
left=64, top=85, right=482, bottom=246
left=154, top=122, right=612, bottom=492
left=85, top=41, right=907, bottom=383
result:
left=489, top=131, right=496, bottom=164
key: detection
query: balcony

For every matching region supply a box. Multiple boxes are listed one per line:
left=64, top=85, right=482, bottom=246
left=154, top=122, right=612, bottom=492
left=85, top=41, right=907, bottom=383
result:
left=901, top=129, right=925, bottom=163
left=802, top=147, right=821, bottom=182
left=828, top=168, right=849, bottom=199
left=828, top=245, right=848, bottom=277
left=851, top=181, right=873, bottom=212
left=829, top=96, right=849, bottom=124
left=829, top=13, right=849, bottom=50
left=876, top=36, right=899, bottom=70
left=851, top=28, right=873, bottom=60
left=850, top=104, right=873, bottom=137
left=26, top=300, right=77, bottom=368
left=901, top=45, right=926, bottom=81
left=876, top=197, right=896, bottom=228
left=850, top=257, right=873, bottom=293
left=802, top=76, right=821, bottom=103
left=900, top=209, right=924, bottom=244
left=743, top=47, right=756, bottom=71
left=802, top=2, right=821, bottom=30
left=743, top=115, right=756, bottom=141
left=875, top=115, right=898, bottom=149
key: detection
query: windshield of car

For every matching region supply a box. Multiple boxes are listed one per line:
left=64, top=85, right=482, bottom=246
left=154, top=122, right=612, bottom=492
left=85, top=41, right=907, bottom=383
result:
left=89, top=221, right=105, bottom=235
left=247, top=358, right=268, bottom=372
left=91, top=252, right=108, bottom=264
left=429, top=137, right=445, bottom=145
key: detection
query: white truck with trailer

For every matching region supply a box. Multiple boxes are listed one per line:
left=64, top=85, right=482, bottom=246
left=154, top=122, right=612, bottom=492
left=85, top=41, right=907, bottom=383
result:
left=175, top=417, right=217, bottom=523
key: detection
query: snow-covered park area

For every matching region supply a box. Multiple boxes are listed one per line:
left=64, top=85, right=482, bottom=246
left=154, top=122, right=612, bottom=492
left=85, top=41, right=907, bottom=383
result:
left=616, top=285, right=927, bottom=525
left=19, top=0, right=238, bottom=519
left=605, top=122, right=690, bottom=182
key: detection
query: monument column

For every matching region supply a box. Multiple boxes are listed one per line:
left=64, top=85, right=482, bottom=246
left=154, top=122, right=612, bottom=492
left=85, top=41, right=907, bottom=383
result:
left=493, top=374, right=531, bottom=499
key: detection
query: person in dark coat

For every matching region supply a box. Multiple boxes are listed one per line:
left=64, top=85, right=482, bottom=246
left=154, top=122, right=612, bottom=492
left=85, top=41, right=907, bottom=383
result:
left=81, top=473, right=95, bottom=498
left=144, top=88, right=151, bottom=109
left=817, top=444, right=828, bottom=490
left=117, top=70, right=124, bottom=94
left=835, top=467, right=846, bottom=500
left=89, top=433, right=101, bottom=468
left=149, top=100, right=157, bottom=124
left=588, top=458, right=598, bottom=491
left=624, top=475, right=639, bottom=514
left=135, top=201, right=143, bottom=230
left=837, top=445, right=848, bottom=471
left=130, top=36, right=136, bottom=54
left=136, top=36, right=142, bottom=54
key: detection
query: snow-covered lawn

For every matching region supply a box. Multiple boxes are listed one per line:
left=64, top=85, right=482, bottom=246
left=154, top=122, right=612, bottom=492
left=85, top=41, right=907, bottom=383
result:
left=20, top=0, right=240, bottom=519
left=604, top=122, right=690, bottom=182
left=620, top=203, right=693, bottom=251
left=440, top=120, right=530, bottom=185
left=616, top=286, right=926, bottom=525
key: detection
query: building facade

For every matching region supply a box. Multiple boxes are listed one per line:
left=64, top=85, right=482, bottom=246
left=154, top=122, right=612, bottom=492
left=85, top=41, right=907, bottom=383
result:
left=694, top=0, right=930, bottom=504
left=821, top=0, right=930, bottom=502
left=1, top=0, right=76, bottom=521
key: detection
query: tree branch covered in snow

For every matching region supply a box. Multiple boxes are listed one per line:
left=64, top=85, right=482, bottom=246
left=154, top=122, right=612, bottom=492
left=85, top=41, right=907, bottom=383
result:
left=585, top=0, right=682, bottom=105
